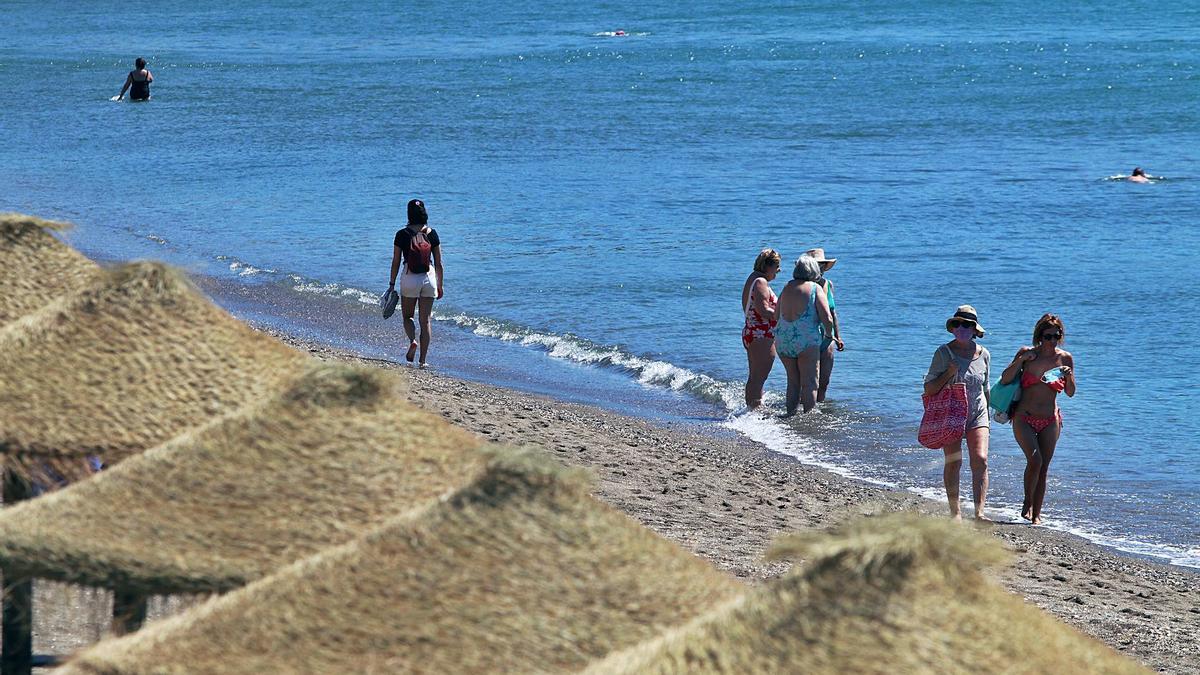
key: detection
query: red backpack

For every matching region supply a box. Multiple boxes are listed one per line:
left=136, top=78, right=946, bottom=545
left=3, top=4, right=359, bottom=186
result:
left=407, top=228, right=433, bottom=273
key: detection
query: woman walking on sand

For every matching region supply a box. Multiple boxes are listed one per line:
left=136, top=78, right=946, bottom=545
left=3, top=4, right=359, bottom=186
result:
left=924, top=305, right=991, bottom=521
left=806, top=247, right=845, bottom=403
left=774, top=255, right=833, bottom=416
left=741, top=249, right=780, bottom=409
left=117, top=57, right=153, bottom=101
left=388, top=199, right=444, bottom=368
left=999, top=314, right=1075, bottom=525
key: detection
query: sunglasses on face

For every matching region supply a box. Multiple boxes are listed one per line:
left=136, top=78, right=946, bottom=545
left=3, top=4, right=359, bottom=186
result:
left=949, top=320, right=975, bottom=329
left=1041, top=332, right=1063, bottom=341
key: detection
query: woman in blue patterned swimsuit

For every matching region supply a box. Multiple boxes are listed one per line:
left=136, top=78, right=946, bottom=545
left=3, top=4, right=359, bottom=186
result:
left=774, top=255, right=834, bottom=416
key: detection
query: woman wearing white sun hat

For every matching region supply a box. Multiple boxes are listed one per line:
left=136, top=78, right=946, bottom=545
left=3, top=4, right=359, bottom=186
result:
left=806, top=247, right=844, bottom=404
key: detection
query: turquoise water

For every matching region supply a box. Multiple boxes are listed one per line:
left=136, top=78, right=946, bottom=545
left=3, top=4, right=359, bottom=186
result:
left=2, top=0, right=1198, bottom=566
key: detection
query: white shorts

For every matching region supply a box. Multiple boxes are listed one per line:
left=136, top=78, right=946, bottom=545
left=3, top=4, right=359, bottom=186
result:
left=399, top=270, right=437, bottom=299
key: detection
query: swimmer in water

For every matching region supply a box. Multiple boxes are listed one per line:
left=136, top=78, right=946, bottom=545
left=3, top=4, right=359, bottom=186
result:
left=117, top=57, right=153, bottom=101
left=1128, top=167, right=1150, bottom=183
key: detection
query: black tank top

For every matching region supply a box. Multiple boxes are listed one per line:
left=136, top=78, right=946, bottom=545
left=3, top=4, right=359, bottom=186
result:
left=129, top=71, right=150, bottom=100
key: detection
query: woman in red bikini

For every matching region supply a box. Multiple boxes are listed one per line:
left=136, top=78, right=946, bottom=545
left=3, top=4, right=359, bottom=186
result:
left=741, top=249, right=780, bottom=410
left=999, top=314, right=1076, bottom=524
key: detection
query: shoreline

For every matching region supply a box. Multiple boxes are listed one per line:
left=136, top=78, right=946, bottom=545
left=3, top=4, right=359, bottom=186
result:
left=264, top=326, right=1200, bottom=673
left=185, top=263, right=1200, bottom=572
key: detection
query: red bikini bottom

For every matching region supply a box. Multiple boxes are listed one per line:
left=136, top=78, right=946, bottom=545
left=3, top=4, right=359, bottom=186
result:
left=1019, top=409, right=1062, bottom=433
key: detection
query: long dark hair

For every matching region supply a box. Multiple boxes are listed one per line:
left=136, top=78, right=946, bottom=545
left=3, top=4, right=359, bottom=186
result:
left=407, top=199, right=428, bottom=226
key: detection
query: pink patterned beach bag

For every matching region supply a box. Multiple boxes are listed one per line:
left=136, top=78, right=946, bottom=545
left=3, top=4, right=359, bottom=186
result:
left=918, top=383, right=969, bottom=449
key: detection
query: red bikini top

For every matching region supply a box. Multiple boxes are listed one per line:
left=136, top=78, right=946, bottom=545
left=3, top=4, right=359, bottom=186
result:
left=1021, top=371, right=1066, bottom=393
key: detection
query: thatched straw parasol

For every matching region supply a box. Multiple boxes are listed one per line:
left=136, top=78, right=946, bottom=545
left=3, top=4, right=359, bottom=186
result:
left=0, top=363, right=485, bottom=596
left=0, top=260, right=307, bottom=484
left=585, top=514, right=1148, bottom=674
left=61, top=449, right=742, bottom=674
left=0, top=213, right=99, bottom=325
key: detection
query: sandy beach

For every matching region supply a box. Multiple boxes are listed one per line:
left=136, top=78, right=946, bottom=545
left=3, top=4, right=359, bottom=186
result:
left=267, top=329, right=1199, bottom=673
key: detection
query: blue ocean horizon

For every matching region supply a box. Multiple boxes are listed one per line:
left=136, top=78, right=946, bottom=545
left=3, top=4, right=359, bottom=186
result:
left=2, top=0, right=1197, bottom=567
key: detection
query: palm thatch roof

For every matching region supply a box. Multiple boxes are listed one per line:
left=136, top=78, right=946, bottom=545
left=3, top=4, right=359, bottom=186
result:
left=62, top=449, right=742, bottom=674
left=0, top=363, right=486, bottom=595
left=0, top=261, right=307, bottom=483
left=0, top=213, right=99, bottom=325
left=586, top=513, right=1148, bottom=675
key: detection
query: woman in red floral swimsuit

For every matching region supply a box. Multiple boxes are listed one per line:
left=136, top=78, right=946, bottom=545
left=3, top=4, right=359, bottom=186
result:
left=741, top=249, right=781, bottom=410
left=999, top=313, right=1076, bottom=525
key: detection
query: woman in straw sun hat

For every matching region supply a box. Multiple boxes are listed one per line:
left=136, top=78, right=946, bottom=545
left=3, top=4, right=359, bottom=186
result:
left=741, top=248, right=781, bottom=409
left=924, top=305, right=991, bottom=521
left=805, top=247, right=844, bottom=403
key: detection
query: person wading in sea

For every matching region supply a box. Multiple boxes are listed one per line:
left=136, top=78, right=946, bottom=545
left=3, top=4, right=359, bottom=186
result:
left=774, top=255, right=834, bottom=416
left=806, top=247, right=845, bottom=403
left=741, top=248, right=780, bottom=410
left=117, top=57, right=153, bottom=101
left=1128, top=167, right=1151, bottom=183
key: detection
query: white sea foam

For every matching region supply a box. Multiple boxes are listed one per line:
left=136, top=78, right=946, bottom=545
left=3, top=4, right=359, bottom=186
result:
left=1056, top=519, right=1200, bottom=568
left=231, top=261, right=275, bottom=277
left=722, top=411, right=899, bottom=487
left=442, top=312, right=742, bottom=408
left=290, top=279, right=375, bottom=305
left=724, top=410, right=1199, bottom=568
left=276, top=271, right=377, bottom=306
left=215, top=255, right=276, bottom=277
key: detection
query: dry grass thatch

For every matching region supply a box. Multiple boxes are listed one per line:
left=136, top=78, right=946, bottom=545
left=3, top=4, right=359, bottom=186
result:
left=0, top=212, right=99, bottom=325
left=585, top=513, right=1149, bottom=675
left=0, top=363, right=486, bottom=595
left=61, top=448, right=742, bottom=674
left=0, top=260, right=307, bottom=483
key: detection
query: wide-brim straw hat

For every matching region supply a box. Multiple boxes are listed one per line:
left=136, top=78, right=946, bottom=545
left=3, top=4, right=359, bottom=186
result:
left=0, top=261, right=307, bottom=484
left=65, top=449, right=742, bottom=674
left=0, top=213, right=99, bottom=325
left=945, top=304, right=986, bottom=338
left=586, top=514, right=1143, bottom=674
left=0, top=364, right=486, bottom=595
left=804, top=247, right=837, bottom=271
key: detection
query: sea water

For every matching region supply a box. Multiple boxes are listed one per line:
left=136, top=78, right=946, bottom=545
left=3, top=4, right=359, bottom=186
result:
left=2, top=0, right=1197, bottom=567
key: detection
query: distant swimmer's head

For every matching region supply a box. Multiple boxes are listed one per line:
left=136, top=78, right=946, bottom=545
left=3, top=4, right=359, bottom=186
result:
left=1132, top=167, right=1146, bottom=177
left=407, top=199, right=428, bottom=226
left=135, top=57, right=147, bottom=70
left=792, top=254, right=822, bottom=282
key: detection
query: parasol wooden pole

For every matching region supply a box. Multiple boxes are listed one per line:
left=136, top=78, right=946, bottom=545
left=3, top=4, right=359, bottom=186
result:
left=111, top=587, right=148, bottom=636
left=1, top=469, right=32, bottom=675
